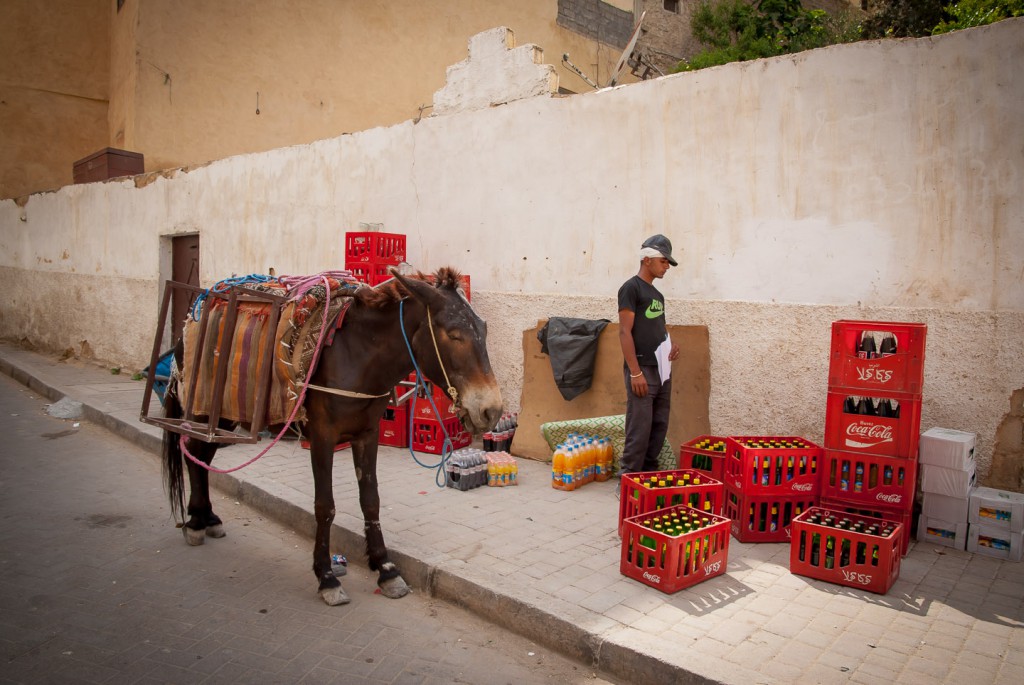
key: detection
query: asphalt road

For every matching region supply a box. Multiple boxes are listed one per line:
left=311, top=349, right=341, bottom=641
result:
left=0, top=373, right=621, bottom=685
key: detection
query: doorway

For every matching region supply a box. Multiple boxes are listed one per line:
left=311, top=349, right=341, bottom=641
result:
left=169, top=234, right=199, bottom=344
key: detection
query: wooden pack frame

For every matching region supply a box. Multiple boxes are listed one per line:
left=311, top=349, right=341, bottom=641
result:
left=140, top=280, right=286, bottom=443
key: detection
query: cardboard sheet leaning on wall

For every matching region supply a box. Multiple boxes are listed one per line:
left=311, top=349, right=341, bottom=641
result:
left=515, top=321, right=711, bottom=462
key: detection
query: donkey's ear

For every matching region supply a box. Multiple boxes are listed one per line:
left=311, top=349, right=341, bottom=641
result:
left=391, top=270, right=447, bottom=310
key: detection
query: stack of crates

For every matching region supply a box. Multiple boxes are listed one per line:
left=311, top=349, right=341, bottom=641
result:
left=344, top=229, right=407, bottom=286
left=820, top=320, right=927, bottom=556
left=721, top=436, right=822, bottom=543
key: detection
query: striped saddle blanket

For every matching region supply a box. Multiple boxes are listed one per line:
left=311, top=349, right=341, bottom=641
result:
left=179, top=275, right=353, bottom=426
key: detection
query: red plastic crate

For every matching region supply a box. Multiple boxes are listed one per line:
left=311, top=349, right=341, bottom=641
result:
left=378, top=404, right=409, bottom=448
left=724, top=436, right=822, bottom=496
left=820, top=497, right=914, bottom=556
left=824, top=390, right=922, bottom=459
left=618, top=470, right=724, bottom=534
left=412, top=416, right=471, bottom=454
left=723, top=485, right=818, bottom=543
left=409, top=380, right=458, bottom=420
left=344, top=231, right=407, bottom=265
left=820, top=449, right=918, bottom=511
left=828, top=320, right=926, bottom=395
left=345, top=261, right=393, bottom=286
left=679, top=435, right=727, bottom=483
left=790, top=507, right=902, bottom=594
left=620, top=505, right=731, bottom=594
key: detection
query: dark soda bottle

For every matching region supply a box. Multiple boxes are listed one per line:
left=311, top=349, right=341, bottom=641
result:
left=879, top=334, right=897, bottom=356
left=858, top=332, right=877, bottom=359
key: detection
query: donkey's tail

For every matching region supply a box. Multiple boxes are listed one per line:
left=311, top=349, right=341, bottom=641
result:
left=161, top=341, right=186, bottom=524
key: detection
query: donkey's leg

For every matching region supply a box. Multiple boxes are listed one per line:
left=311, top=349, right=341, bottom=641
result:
left=181, top=438, right=223, bottom=546
left=309, top=438, right=349, bottom=606
left=352, top=438, right=410, bottom=599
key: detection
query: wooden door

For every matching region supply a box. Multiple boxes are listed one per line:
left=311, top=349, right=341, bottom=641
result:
left=170, top=235, right=199, bottom=343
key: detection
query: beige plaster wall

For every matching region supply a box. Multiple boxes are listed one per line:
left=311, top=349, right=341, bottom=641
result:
left=119, top=0, right=629, bottom=173
left=1, top=19, right=1022, bottom=483
left=2, top=0, right=626, bottom=199
left=0, top=0, right=109, bottom=198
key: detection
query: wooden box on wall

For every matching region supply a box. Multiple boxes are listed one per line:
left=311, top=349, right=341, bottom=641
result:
left=73, top=148, right=144, bottom=184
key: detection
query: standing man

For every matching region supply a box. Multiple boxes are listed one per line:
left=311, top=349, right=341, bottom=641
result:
left=617, top=234, right=680, bottom=477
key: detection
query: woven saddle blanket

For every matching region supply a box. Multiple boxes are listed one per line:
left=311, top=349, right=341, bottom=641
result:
left=179, top=274, right=354, bottom=426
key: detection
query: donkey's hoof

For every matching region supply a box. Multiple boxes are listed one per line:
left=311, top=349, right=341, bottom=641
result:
left=319, top=585, right=351, bottom=606
left=205, top=524, right=226, bottom=539
left=379, top=575, right=411, bottom=599
left=183, top=527, right=205, bottom=546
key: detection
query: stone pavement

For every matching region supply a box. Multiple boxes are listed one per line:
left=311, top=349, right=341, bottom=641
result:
left=2, top=341, right=1022, bottom=685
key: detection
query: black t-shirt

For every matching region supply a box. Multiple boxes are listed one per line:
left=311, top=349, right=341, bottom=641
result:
left=617, top=275, right=667, bottom=366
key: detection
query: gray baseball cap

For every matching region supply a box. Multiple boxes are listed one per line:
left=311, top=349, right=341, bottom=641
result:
left=642, top=234, right=678, bottom=266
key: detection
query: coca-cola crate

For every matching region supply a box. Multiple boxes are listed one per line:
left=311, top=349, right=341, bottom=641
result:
left=346, top=261, right=393, bottom=286
left=679, top=435, right=727, bottom=483
left=620, top=504, right=731, bottom=594
left=824, top=391, right=922, bottom=459
left=790, top=507, right=902, bottom=595
left=409, top=380, right=458, bottom=420
left=412, top=416, right=471, bottom=454
left=724, top=436, right=822, bottom=496
left=379, top=404, right=409, bottom=448
left=618, top=470, right=724, bottom=535
left=820, top=449, right=918, bottom=511
left=723, top=485, right=818, bottom=543
left=344, top=231, right=407, bottom=265
left=820, top=497, right=914, bottom=556
left=828, top=320, right=926, bottom=395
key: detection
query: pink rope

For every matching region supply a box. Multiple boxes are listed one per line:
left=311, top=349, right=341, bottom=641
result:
left=179, top=271, right=350, bottom=473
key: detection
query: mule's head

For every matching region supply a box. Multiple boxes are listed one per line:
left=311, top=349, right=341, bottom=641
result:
left=392, top=268, right=503, bottom=435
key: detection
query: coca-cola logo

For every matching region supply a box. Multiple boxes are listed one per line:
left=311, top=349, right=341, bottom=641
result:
left=845, top=422, right=894, bottom=449
left=792, top=482, right=813, bottom=492
left=877, top=492, right=903, bottom=504
left=855, top=367, right=893, bottom=384
left=642, top=571, right=661, bottom=584
left=733, top=479, right=743, bottom=490
left=841, top=570, right=873, bottom=585
left=784, top=526, right=792, bottom=539
left=704, top=560, right=722, bottom=575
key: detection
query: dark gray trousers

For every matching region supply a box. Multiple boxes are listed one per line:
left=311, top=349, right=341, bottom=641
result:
left=620, top=365, right=671, bottom=475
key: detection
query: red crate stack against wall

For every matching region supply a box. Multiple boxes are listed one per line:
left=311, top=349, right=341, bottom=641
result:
left=721, top=436, right=823, bottom=543
left=819, top=320, right=927, bottom=557
left=344, top=230, right=407, bottom=286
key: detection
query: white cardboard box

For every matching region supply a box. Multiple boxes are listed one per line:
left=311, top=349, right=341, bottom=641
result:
left=916, top=514, right=968, bottom=551
left=967, top=523, right=1023, bottom=562
left=919, top=427, right=976, bottom=470
left=920, top=461, right=977, bottom=498
left=969, top=486, right=1024, bottom=533
left=922, top=491, right=972, bottom=523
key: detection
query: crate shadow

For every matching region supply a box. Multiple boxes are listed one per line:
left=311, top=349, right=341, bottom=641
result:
left=668, top=571, right=755, bottom=615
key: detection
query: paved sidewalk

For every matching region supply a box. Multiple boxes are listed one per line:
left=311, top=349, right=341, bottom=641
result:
left=2, top=341, right=1022, bottom=685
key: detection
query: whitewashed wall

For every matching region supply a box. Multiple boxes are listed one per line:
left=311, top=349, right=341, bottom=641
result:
left=1, top=19, right=1022, bottom=479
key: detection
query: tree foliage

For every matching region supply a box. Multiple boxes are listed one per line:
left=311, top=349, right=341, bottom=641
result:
left=932, top=0, right=1024, bottom=34
left=676, top=0, right=1024, bottom=72
left=677, top=0, right=857, bottom=72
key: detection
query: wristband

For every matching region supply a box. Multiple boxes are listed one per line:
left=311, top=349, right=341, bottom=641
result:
left=630, top=371, right=643, bottom=378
